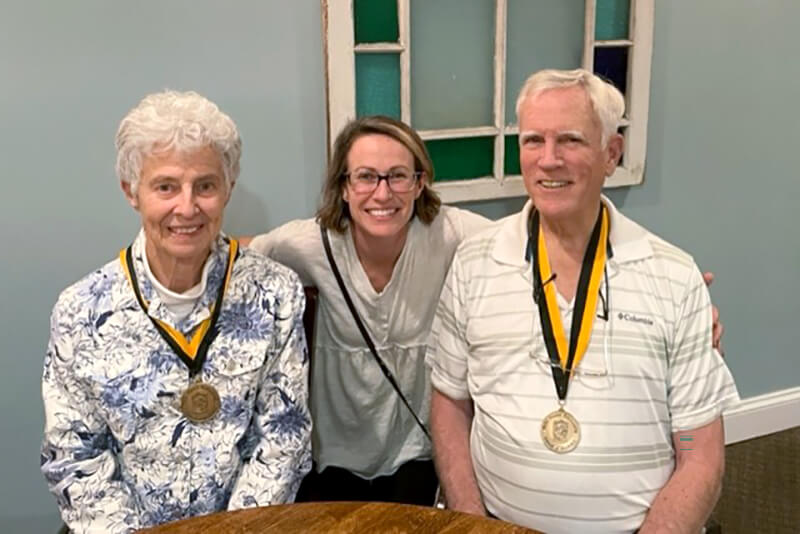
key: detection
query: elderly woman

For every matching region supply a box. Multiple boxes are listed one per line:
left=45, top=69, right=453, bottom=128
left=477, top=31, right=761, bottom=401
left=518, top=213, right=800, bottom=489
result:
left=41, top=90, right=311, bottom=533
left=244, top=115, right=726, bottom=506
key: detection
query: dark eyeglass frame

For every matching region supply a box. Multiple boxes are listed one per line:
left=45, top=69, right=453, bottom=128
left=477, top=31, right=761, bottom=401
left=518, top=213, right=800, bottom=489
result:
left=343, top=169, right=422, bottom=193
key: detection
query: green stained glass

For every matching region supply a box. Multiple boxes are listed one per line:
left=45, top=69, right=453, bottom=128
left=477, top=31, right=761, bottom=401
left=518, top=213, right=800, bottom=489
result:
left=504, top=135, right=521, bottom=175
left=354, top=0, right=398, bottom=43
left=595, top=0, right=630, bottom=40
left=356, top=53, right=400, bottom=119
left=506, top=0, right=585, bottom=125
left=426, top=137, right=494, bottom=181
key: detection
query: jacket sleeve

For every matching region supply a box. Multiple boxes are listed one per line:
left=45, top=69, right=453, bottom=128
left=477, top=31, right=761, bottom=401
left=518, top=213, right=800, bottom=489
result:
left=41, top=302, right=140, bottom=534
left=227, top=274, right=312, bottom=508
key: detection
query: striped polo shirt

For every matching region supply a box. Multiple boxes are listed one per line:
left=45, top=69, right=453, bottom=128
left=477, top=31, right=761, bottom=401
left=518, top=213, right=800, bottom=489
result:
left=427, top=197, right=739, bottom=534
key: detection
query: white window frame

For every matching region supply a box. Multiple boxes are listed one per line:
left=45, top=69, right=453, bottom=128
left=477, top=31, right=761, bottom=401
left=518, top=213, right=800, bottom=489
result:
left=323, top=0, right=654, bottom=203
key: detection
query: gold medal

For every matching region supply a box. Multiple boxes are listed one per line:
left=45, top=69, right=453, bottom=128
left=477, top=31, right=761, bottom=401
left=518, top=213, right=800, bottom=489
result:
left=120, top=239, right=238, bottom=425
left=529, top=206, right=607, bottom=455
left=180, top=382, right=221, bottom=423
left=541, top=407, right=581, bottom=454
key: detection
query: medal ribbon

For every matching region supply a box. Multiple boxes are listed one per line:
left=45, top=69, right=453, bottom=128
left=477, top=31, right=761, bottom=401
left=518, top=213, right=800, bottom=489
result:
left=119, top=239, right=238, bottom=376
left=530, top=206, right=608, bottom=401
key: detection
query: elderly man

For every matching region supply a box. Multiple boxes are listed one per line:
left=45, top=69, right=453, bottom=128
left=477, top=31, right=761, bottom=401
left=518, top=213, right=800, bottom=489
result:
left=41, top=91, right=311, bottom=533
left=427, top=69, right=739, bottom=534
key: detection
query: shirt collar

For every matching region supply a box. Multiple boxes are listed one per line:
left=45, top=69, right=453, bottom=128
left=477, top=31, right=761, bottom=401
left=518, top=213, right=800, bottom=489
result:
left=129, top=229, right=229, bottom=328
left=491, top=194, right=654, bottom=270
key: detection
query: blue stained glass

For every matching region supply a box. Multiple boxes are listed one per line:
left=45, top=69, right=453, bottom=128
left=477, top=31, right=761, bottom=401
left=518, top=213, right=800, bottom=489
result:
left=594, top=47, right=629, bottom=96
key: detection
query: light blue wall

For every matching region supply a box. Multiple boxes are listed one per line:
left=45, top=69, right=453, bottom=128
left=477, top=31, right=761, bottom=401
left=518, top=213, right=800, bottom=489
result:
left=0, top=2, right=326, bottom=530
left=604, top=0, right=800, bottom=398
left=1, top=0, right=798, bottom=530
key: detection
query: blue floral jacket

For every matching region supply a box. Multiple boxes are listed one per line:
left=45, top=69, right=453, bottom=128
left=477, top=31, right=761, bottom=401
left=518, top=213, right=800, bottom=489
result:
left=41, top=232, right=311, bottom=533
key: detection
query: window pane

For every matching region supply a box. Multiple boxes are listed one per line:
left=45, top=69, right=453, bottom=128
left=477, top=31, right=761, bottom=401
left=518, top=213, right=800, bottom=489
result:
left=410, top=0, right=494, bottom=130
left=504, top=135, right=521, bottom=175
left=593, top=46, right=628, bottom=96
left=354, top=0, right=399, bottom=44
left=595, top=0, right=630, bottom=41
left=506, top=0, right=585, bottom=125
left=356, top=53, right=401, bottom=119
left=426, top=137, right=494, bottom=181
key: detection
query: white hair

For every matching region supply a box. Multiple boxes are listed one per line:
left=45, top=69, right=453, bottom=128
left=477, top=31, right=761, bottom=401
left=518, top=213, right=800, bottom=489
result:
left=115, top=90, right=242, bottom=194
left=515, top=68, right=625, bottom=146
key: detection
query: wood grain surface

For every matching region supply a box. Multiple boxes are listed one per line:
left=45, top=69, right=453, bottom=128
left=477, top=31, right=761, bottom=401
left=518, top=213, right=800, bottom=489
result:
left=138, top=501, right=540, bottom=533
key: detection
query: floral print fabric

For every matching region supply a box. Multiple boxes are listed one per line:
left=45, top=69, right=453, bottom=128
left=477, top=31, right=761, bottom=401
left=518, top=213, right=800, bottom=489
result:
left=41, top=232, right=311, bottom=533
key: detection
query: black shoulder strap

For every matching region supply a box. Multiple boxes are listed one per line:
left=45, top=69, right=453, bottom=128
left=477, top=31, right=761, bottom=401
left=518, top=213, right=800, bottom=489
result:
left=320, top=225, right=431, bottom=442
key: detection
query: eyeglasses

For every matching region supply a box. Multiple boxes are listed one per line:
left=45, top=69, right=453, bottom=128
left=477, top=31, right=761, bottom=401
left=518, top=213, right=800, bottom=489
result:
left=529, top=267, right=613, bottom=384
left=529, top=284, right=613, bottom=384
left=344, top=168, right=421, bottom=194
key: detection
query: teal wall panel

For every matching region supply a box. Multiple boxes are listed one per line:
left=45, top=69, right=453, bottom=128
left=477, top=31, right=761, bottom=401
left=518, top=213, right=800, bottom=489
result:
left=595, top=0, right=630, bottom=40
left=356, top=53, right=401, bottom=119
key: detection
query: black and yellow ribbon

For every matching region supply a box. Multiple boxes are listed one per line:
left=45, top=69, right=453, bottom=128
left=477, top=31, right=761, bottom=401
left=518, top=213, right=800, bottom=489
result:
left=529, top=206, right=609, bottom=401
left=120, top=239, right=238, bottom=376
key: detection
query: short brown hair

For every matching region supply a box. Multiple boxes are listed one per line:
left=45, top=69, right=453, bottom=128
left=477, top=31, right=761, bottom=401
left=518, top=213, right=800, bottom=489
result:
left=316, top=116, right=441, bottom=233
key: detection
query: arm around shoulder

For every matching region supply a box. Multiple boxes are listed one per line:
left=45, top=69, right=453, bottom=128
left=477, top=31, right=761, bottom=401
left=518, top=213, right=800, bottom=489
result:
left=447, top=205, right=494, bottom=241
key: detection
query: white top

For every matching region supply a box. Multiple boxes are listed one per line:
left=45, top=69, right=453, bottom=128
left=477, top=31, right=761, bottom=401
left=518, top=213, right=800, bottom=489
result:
left=427, top=197, right=740, bottom=534
left=249, top=206, right=491, bottom=478
left=140, top=229, right=210, bottom=322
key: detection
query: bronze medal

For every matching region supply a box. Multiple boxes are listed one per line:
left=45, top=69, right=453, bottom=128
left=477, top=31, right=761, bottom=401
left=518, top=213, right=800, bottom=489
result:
left=541, top=407, right=581, bottom=454
left=120, top=239, right=239, bottom=425
left=529, top=206, right=609, bottom=455
left=180, top=382, right=221, bottom=423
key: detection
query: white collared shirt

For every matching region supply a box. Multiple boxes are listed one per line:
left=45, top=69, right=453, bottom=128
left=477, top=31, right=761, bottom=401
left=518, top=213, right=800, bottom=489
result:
left=427, top=196, right=739, bottom=534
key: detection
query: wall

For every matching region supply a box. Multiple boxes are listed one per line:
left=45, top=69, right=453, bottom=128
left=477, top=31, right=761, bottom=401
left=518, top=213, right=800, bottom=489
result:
left=1, top=0, right=797, bottom=530
left=604, top=0, right=800, bottom=397
left=0, top=2, right=325, bottom=530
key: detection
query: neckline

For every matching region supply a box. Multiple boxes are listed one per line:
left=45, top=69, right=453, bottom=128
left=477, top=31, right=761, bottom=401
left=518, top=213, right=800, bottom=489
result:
left=344, top=218, right=417, bottom=298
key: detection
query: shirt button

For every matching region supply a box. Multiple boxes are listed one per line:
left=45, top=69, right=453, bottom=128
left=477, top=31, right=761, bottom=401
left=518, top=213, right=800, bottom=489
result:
left=227, top=361, right=237, bottom=372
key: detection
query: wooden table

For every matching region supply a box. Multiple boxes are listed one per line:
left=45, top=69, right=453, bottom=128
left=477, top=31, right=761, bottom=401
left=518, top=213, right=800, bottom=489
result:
left=139, top=501, right=541, bottom=533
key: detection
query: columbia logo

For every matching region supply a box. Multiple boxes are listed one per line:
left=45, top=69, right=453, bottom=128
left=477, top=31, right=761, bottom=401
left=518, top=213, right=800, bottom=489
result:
left=617, top=312, right=654, bottom=326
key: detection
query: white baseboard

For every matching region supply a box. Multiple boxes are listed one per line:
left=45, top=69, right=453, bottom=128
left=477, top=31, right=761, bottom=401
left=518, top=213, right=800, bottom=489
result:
left=723, top=386, right=800, bottom=444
